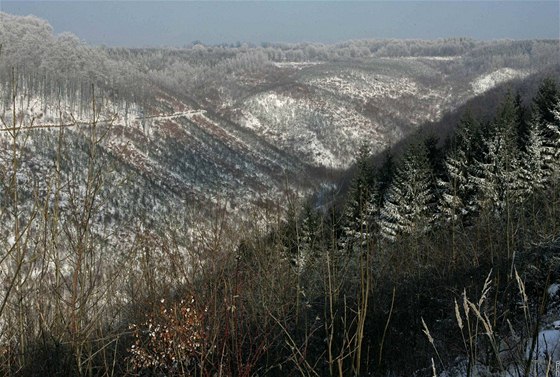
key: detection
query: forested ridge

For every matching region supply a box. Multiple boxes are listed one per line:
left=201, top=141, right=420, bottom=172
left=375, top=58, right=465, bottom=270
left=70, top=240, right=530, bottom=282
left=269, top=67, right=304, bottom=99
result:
left=2, top=12, right=558, bottom=108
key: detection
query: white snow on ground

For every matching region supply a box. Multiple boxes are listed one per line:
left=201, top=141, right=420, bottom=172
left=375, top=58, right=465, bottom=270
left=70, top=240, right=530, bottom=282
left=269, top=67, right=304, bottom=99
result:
left=527, top=329, right=560, bottom=360
left=238, top=91, right=384, bottom=168
left=237, top=110, right=263, bottom=131
left=237, top=68, right=448, bottom=169
left=309, top=71, right=420, bottom=102
left=472, top=68, right=530, bottom=96
left=138, top=109, right=207, bottom=122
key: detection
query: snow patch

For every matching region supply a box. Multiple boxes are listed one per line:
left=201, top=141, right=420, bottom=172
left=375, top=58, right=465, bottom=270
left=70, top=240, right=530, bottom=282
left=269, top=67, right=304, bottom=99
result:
left=548, top=283, right=560, bottom=298
left=527, top=329, right=560, bottom=360
left=238, top=110, right=263, bottom=131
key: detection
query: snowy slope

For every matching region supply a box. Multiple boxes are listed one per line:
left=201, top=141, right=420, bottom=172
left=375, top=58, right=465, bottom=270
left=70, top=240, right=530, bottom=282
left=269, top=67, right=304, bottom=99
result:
left=232, top=60, right=458, bottom=168
left=472, top=68, right=531, bottom=96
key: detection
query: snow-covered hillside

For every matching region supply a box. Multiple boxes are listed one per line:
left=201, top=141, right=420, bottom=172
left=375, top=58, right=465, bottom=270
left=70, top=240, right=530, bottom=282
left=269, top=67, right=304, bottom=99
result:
left=1, top=11, right=558, bottom=226
left=472, top=68, right=530, bottom=95
left=232, top=62, right=458, bottom=168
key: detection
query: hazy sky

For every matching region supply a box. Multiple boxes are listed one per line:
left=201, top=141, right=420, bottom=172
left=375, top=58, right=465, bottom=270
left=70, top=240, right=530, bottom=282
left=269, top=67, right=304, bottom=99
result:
left=1, top=1, right=559, bottom=47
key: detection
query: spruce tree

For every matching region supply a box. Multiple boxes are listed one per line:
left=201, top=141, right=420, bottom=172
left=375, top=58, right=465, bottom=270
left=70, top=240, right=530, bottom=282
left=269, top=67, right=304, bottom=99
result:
left=340, top=143, right=378, bottom=252
left=471, top=93, right=521, bottom=212
left=438, top=112, right=481, bottom=223
left=542, top=99, right=560, bottom=177
left=377, top=151, right=395, bottom=202
left=294, top=201, right=321, bottom=273
left=379, top=143, right=434, bottom=241
left=530, top=78, right=559, bottom=170
left=515, top=90, right=530, bottom=152
left=533, top=78, right=559, bottom=127
left=517, top=112, right=548, bottom=195
left=424, top=135, right=445, bottom=178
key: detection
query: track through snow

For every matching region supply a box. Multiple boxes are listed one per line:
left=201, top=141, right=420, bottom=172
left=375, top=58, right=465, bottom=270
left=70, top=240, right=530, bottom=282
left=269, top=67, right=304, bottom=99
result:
left=136, top=109, right=207, bottom=121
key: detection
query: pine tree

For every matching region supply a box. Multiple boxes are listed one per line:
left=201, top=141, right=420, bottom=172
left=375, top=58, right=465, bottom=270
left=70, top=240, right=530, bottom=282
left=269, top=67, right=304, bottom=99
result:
left=283, top=197, right=321, bottom=274
left=438, top=112, right=481, bottom=223
left=340, top=192, right=377, bottom=252
left=377, top=151, right=395, bottom=202
left=424, top=135, right=445, bottom=178
left=470, top=94, right=521, bottom=212
left=283, top=194, right=302, bottom=269
left=439, top=150, right=470, bottom=222
left=542, top=99, right=560, bottom=178
left=354, top=142, right=376, bottom=190
left=517, top=112, right=548, bottom=195
left=379, top=143, right=434, bottom=241
left=532, top=80, right=560, bottom=187
left=533, top=78, right=559, bottom=127
left=340, top=143, right=378, bottom=252
left=514, top=90, right=530, bottom=152
left=296, top=201, right=321, bottom=271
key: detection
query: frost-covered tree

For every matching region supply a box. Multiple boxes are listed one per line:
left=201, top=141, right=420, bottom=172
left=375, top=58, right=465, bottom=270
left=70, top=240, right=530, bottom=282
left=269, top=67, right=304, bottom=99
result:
left=438, top=113, right=482, bottom=223
left=541, top=99, right=560, bottom=178
left=424, top=135, right=445, bottom=178
left=379, top=143, right=434, bottom=241
left=516, top=112, right=548, bottom=195
left=339, top=143, right=378, bottom=252
left=470, top=94, right=521, bottom=212
left=512, top=81, right=559, bottom=197
left=340, top=191, right=378, bottom=251
left=439, top=150, right=473, bottom=223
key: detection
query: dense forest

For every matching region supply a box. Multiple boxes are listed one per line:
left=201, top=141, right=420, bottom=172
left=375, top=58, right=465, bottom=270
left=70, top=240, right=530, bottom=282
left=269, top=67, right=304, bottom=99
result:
left=269, top=78, right=560, bottom=376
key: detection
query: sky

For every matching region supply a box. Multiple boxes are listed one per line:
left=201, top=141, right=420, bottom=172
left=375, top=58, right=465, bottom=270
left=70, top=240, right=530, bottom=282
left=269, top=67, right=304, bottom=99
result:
left=1, top=1, right=559, bottom=47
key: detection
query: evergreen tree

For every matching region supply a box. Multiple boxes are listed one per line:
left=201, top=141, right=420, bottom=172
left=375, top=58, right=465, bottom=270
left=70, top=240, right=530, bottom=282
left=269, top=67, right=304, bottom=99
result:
left=283, top=194, right=302, bottom=268
left=514, top=90, right=530, bottom=152
left=530, top=79, right=558, bottom=167
left=438, top=112, right=481, bottom=223
left=424, top=135, right=446, bottom=214
left=379, top=143, right=434, bottom=241
left=340, top=143, right=378, bottom=252
left=353, top=142, right=376, bottom=191
left=542, top=99, right=560, bottom=178
left=517, top=112, right=548, bottom=195
left=533, top=78, right=559, bottom=127
left=377, top=150, right=395, bottom=202
left=424, top=135, right=445, bottom=178
left=439, top=150, right=471, bottom=223
left=293, top=201, right=321, bottom=274
left=471, top=93, right=521, bottom=212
